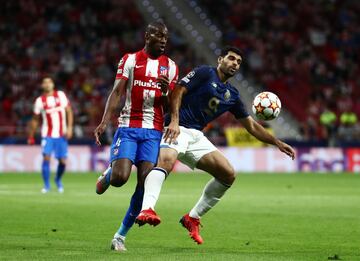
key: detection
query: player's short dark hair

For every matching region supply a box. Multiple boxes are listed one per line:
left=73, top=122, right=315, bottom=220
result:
left=220, top=46, right=243, bottom=58
left=42, top=75, right=54, bottom=82
left=146, top=21, right=167, bottom=33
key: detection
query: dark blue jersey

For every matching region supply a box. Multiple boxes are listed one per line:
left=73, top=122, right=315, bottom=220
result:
left=165, top=65, right=249, bottom=130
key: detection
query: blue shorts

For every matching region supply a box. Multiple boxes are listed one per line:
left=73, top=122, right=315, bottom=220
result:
left=41, top=137, right=68, bottom=159
left=110, top=127, right=162, bottom=165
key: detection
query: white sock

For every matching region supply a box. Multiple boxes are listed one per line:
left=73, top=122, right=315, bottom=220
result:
left=189, top=178, right=231, bottom=219
left=113, top=233, right=125, bottom=241
left=141, top=167, right=167, bottom=211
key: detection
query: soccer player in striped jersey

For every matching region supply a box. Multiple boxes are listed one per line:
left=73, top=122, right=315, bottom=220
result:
left=28, top=77, right=73, bottom=193
left=135, top=46, right=295, bottom=244
left=94, top=21, right=178, bottom=251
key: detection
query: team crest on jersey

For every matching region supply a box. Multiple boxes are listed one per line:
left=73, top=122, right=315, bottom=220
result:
left=113, top=148, right=119, bottom=156
left=211, top=82, right=217, bottom=88
left=160, top=66, right=169, bottom=75
left=224, top=90, right=231, bottom=101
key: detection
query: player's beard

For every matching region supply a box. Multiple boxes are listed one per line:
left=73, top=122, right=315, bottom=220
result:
left=225, top=71, right=234, bottom=77
left=221, top=67, right=233, bottom=78
left=147, top=45, right=164, bottom=58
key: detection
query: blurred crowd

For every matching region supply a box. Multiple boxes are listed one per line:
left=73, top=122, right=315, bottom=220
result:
left=1, top=0, right=359, bottom=145
left=200, top=0, right=360, bottom=143
left=0, top=0, right=202, bottom=140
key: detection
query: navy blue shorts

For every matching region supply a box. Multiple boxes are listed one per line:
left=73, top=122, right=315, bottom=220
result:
left=41, top=137, right=68, bottom=159
left=110, top=127, right=162, bottom=165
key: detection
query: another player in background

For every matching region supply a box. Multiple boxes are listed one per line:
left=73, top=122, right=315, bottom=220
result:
left=94, top=21, right=178, bottom=251
left=28, top=77, right=73, bottom=193
left=135, top=46, right=295, bottom=244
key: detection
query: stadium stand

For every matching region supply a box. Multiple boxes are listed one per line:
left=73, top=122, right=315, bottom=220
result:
left=0, top=0, right=203, bottom=140
left=1, top=0, right=359, bottom=145
left=198, top=0, right=360, bottom=141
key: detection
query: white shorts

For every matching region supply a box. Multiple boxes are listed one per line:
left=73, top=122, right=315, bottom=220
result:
left=160, top=126, right=217, bottom=169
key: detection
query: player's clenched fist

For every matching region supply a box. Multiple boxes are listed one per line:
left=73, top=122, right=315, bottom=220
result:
left=157, top=75, right=170, bottom=95
left=94, top=122, right=107, bottom=146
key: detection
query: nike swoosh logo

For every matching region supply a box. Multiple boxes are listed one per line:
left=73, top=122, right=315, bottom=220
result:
left=135, top=65, right=144, bottom=68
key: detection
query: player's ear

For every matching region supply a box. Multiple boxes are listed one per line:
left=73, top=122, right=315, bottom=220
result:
left=145, top=31, right=150, bottom=42
left=218, top=56, right=223, bottom=64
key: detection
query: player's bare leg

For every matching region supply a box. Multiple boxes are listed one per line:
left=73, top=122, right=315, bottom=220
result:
left=96, top=159, right=132, bottom=194
left=135, top=148, right=177, bottom=226
left=111, top=159, right=133, bottom=186
left=180, top=150, right=235, bottom=244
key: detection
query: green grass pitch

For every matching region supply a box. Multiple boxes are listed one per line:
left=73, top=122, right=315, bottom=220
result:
left=0, top=172, right=359, bottom=260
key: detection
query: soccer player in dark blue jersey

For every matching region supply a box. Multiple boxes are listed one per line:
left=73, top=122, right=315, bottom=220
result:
left=135, top=46, right=296, bottom=244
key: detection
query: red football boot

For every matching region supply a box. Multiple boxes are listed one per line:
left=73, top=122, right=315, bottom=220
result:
left=96, top=167, right=111, bottom=195
left=135, top=208, right=161, bottom=227
left=179, top=213, right=203, bottom=244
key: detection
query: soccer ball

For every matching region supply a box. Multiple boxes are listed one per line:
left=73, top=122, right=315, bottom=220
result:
left=252, top=92, right=281, bottom=121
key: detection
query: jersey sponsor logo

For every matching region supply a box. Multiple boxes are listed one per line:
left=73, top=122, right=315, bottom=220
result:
left=44, top=107, right=64, bottom=114
left=133, top=79, right=161, bottom=89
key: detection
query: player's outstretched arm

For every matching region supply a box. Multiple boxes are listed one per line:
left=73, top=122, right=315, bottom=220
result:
left=94, top=79, right=127, bottom=146
left=163, top=84, right=188, bottom=144
left=27, top=114, right=40, bottom=145
left=239, top=116, right=295, bottom=160
left=65, top=105, right=74, bottom=139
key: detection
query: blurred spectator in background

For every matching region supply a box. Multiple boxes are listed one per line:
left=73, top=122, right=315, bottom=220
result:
left=319, top=105, right=337, bottom=146
left=338, top=109, right=359, bottom=143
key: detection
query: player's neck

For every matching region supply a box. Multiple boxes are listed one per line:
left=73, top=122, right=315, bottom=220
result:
left=144, top=46, right=160, bottom=59
left=216, top=67, right=230, bottom=83
left=44, top=90, right=55, bottom=96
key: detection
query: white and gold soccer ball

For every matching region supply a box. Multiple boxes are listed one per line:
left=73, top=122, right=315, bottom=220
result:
left=252, top=91, right=281, bottom=121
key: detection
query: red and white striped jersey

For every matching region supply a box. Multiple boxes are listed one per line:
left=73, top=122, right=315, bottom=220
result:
left=33, top=90, right=70, bottom=138
left=116, top=49, right=178, bottom=131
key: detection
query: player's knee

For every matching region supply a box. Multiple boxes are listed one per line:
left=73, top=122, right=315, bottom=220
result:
left=43, top=155, right=51, bottom=161
left=157, top=154, right=176, bottom=173
left=59, top=159, right=66, bottom=166
left=223, top=166, right=236, bottom=185
left=110, top=170, right=129, bottom=187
